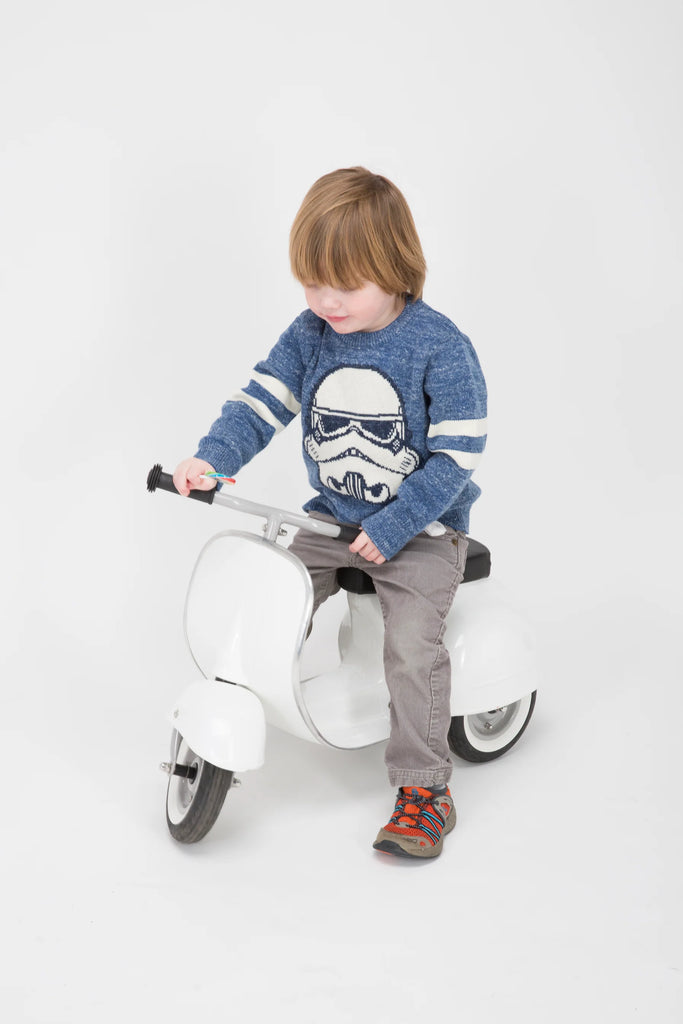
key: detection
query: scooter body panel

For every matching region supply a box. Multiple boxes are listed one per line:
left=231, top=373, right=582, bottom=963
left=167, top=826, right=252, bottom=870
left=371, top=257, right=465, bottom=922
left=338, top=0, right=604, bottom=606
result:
left=445, top=579, right=539, bottom=715
left=184, top=531, right=320, bottom=742
left=298, top=578, right=538, bottom=747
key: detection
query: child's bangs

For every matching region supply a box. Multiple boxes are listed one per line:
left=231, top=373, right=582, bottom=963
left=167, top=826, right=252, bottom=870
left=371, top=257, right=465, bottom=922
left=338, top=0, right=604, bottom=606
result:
left=291, top=209, right=376, bottom=291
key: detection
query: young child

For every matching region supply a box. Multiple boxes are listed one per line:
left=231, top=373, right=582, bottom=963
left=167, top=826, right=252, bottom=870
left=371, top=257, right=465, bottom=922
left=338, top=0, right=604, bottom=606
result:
left=173, top=167, right=487, bottom=859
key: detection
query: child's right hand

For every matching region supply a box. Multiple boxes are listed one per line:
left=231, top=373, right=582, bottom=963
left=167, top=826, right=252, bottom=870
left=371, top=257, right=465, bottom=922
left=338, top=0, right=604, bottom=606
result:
left=173, top=458, right=217, bottom=497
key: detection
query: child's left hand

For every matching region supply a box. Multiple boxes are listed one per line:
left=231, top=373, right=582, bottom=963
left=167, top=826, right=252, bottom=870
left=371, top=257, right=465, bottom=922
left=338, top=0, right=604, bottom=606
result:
left=349, top=530, right=386, bottom=565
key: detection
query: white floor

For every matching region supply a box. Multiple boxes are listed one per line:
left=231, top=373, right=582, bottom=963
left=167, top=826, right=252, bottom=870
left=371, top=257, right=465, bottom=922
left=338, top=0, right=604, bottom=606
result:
left=3, top=3, right=682, bottom=1017
left=3, top=577, right=681, bottom=1023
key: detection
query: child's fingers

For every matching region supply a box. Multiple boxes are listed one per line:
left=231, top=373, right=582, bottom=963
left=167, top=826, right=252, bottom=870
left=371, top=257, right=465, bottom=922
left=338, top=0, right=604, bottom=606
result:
left=348, top=531, right=364, bottom=554
left=363, top=547, right=386, bottom=565
left=172, top=464, right=191, bottom=496
left=173, top=458, right=216, bottom=495
left=189, top=471, right=217, bottom=491
left=349, top=530, right=386, bottom=565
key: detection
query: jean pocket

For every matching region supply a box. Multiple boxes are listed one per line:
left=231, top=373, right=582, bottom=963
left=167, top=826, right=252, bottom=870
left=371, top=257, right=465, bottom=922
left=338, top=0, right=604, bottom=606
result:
left=451, top=531, right=469, bottom=578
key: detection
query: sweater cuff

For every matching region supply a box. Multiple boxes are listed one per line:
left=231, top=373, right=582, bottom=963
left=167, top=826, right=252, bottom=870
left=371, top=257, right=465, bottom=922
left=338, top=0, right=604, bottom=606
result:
left=194, top=439, right=242, bottom=479
left=361, top=502, right=431, bottom=562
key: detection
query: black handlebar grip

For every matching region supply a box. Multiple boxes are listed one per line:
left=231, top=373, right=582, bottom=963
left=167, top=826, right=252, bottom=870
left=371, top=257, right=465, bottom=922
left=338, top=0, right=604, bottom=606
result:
left=336, top=524, right=361, bottom=543
left=146, top=463, right=216, bottom=504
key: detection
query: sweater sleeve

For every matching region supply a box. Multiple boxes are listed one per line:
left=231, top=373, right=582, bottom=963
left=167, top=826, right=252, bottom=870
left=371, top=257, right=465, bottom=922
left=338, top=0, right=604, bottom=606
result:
left=361, top=331, right=487, bottom=560
left=194, top=314, right=313, bottom=477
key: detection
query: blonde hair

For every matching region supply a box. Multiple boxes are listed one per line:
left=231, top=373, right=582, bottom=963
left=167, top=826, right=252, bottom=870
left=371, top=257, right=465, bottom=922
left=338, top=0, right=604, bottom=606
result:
left=289, top=167, right=426, bottom=301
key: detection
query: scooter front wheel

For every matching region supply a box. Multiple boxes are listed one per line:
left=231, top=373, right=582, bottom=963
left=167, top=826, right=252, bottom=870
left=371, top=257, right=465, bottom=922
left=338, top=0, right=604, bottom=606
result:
left=448, top=692, right=536, bottom=763
left=166, top=731, right=233, bottom=843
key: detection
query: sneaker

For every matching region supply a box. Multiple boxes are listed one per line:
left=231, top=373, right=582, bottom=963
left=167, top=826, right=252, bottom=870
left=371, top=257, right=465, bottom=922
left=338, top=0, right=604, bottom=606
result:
left=373, top=786, right=456, bottom=859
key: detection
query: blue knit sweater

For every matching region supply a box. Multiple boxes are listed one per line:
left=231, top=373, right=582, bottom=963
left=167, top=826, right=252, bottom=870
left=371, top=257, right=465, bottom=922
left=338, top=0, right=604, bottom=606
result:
left=196, top=299, right=487, bottom=560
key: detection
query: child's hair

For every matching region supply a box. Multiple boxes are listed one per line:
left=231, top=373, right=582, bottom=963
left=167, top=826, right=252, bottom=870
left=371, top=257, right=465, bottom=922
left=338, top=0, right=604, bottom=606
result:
left=289, top=167, right=426, bottom=301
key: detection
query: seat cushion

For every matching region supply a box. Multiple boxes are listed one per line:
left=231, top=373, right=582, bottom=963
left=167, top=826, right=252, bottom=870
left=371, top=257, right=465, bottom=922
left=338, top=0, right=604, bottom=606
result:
left=336, top=537, right=491, bottom=594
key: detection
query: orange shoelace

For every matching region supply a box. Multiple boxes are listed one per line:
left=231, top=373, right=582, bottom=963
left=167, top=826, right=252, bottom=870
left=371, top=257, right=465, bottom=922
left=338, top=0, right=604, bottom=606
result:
left=383, top=787, right=447, bottom=846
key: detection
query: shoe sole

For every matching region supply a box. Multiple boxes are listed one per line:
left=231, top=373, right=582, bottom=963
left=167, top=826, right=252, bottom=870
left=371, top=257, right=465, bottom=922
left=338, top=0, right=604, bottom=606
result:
left=373, top=838, right=442, bottom=858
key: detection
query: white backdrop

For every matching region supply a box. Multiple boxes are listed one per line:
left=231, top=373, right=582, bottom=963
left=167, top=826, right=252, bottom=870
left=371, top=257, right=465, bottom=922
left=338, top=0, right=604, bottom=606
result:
left=1, top=2, right=681, bottom=1021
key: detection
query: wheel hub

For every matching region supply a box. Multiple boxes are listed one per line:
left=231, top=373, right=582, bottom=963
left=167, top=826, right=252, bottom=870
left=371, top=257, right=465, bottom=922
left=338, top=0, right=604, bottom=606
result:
left=468, top=705, right=516, bottom=740
left=159, top=761, right=198, bottom=781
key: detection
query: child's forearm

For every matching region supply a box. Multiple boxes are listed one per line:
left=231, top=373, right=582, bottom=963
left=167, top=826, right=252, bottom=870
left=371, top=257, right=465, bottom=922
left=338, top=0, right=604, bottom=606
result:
left=361, top=453, right=476, bottom=561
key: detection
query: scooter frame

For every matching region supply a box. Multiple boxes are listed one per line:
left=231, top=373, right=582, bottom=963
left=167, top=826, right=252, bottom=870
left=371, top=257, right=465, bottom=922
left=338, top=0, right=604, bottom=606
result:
left=147, top=464, right=538, bottom=843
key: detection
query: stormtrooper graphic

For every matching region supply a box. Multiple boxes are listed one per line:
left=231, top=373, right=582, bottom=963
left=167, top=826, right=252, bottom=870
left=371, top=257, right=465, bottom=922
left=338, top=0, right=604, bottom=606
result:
left=304, top=366, right=420, bottom=503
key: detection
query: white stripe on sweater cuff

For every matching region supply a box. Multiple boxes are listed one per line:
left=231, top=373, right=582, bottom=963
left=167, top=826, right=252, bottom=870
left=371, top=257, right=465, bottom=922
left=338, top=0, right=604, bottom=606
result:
left=428, top=417, right=488, bottom=438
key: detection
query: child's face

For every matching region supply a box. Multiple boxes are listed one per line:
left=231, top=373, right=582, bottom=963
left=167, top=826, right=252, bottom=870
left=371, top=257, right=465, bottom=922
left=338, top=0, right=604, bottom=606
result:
left=304, top=282, right=404, bottom=334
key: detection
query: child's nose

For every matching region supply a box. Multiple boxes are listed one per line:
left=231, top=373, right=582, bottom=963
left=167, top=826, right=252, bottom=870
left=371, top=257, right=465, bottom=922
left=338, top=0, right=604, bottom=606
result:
left=318, top=288, right=341, bottom=311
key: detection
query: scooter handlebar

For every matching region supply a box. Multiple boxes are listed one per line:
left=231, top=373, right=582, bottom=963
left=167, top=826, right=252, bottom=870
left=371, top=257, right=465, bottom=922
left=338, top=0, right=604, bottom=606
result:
left=146, top=463, right=216, bottom=504
left=335, top=524, right=361, bottom=543
left=146, top=464, right=360, bottom=543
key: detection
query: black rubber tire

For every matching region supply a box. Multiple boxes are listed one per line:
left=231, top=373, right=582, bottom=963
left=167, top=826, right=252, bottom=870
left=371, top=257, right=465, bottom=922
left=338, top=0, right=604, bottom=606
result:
left=166, top=733, right=233, bottom=843
left=448, top=692, right=537, bottom=763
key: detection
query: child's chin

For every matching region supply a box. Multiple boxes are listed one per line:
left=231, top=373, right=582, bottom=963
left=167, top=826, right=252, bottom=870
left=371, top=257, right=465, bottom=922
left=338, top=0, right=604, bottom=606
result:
left=327, top=319, right=355, bottom=333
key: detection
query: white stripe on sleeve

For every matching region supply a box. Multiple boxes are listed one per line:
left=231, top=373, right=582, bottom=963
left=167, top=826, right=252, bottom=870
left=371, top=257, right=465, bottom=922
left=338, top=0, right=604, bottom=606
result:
left=252, top=371, right=301, bottom=415
left=428, top=417, right=488, bottom=439
left=229, top=392, right=286, bottom=433
left=434, top=448, right=484, bottom=470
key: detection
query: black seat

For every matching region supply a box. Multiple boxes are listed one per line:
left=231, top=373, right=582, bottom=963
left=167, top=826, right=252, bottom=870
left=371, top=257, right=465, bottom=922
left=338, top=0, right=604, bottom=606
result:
left=336, top=538, right=491, bottom=595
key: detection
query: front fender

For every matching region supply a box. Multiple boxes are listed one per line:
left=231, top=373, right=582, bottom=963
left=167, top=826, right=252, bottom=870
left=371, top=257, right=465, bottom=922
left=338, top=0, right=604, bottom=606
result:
left=171, top=678, right=266, bottom=771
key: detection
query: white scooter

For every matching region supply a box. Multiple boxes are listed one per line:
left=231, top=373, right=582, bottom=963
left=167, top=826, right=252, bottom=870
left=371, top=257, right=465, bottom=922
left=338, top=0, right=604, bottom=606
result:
left=147, top=464, right=538, bottom=844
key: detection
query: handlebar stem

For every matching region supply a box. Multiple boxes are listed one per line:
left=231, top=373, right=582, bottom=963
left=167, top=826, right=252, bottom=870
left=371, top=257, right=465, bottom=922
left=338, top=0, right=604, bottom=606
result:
left=212, top=491, right=350, bottom=543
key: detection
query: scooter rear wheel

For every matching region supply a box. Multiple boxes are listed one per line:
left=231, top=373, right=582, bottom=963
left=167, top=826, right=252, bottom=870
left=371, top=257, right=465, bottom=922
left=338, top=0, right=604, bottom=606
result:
left=166, top=731, right=233, bottom=843
left=448, top=692, right=536, bottom=763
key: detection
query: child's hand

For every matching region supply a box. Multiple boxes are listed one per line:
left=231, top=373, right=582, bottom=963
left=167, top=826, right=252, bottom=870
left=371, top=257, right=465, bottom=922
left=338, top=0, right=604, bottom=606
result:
left=173, top=458, right=218, bottom=496
left=349, top=530, right=386, bottom=565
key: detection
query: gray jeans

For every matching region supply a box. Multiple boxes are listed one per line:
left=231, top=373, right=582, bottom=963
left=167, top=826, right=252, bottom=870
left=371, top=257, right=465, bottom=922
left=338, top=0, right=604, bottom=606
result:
left=288, top=516, right=468, bottom=788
